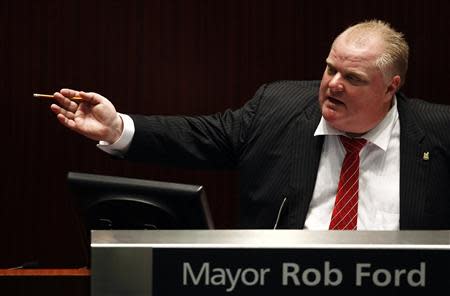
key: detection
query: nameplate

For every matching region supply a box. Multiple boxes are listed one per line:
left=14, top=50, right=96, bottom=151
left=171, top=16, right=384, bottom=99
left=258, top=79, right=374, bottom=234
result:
left=90, top=230, right=450, bottom=295
left=152, top=247, right=448, bottom=295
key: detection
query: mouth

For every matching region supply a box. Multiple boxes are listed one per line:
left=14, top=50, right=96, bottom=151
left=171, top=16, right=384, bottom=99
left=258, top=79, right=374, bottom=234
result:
left=327, top=96, right=344, bottom=106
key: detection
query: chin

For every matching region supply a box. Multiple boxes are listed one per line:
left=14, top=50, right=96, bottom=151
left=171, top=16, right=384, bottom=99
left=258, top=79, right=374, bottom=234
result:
left=321, top=107, right=339, bottom=124
left=325, top=119, right=354, bottom=134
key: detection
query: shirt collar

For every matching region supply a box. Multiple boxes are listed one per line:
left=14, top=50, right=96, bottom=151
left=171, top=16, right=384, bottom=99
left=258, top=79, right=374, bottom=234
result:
left=314, top=95, right=399, bottom=151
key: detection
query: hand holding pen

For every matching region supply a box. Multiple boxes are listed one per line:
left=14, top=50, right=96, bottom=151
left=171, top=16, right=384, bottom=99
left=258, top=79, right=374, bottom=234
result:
left=36, top=89, right=124, bottom=143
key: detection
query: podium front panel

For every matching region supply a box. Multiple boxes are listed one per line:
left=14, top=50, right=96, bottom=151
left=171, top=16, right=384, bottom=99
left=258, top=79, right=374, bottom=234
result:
left=91, top=230, right=450, bottom=295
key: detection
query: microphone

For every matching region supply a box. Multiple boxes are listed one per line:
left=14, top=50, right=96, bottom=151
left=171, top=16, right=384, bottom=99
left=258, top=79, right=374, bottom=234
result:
left=8, top=260, right=39, bottom=270
left=273, top=197, right=287, bottom=229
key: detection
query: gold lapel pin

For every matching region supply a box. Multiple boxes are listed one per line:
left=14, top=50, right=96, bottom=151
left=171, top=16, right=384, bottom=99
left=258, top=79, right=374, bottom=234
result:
left=423, top=152, right=430, bottom=161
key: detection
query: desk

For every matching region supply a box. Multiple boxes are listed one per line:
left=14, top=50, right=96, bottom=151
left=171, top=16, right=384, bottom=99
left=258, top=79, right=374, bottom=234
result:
left=0, top=268, right=90, bottom=296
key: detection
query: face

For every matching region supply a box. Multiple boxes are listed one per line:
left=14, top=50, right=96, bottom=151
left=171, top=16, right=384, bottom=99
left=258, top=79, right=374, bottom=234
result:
left=319, top=34, right=400, bottom=135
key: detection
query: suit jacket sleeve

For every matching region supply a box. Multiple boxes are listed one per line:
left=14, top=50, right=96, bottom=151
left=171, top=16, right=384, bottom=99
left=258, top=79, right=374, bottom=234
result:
left=123, top=85, right=267, bottom=169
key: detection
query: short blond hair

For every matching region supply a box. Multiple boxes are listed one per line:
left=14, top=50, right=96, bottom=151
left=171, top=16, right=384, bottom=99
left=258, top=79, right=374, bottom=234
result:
left=334, top=20, right=409, bottom=87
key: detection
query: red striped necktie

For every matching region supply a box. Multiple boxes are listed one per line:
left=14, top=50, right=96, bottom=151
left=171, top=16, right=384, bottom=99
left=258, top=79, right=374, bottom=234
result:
left=329, top=135, right=367, bottom=230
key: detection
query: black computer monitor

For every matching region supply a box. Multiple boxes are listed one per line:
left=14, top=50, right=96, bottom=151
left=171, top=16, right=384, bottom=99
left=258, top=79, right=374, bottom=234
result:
left=67, top=171, right=214, bottom=231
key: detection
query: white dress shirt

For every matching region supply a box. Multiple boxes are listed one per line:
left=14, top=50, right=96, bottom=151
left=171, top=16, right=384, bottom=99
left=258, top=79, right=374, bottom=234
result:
left=305, top=97, right=400, bottom=230
left=97, top=113, right=135, bottom=156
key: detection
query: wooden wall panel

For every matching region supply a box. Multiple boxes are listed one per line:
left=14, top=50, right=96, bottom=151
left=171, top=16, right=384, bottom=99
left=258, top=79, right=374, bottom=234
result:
left=1, top=0, right=449, bottom=268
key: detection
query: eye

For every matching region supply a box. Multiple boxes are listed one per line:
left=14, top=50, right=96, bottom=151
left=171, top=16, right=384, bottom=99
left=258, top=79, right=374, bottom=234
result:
left=346, top=75, right=358, bottom=81
left=326, top=65, right=336, bottom=75
left=345, top=74, right=364, bottom=85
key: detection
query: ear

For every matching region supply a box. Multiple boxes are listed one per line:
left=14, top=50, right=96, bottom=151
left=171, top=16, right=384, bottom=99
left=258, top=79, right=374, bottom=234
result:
left=385, top=75, right=401, bottom=96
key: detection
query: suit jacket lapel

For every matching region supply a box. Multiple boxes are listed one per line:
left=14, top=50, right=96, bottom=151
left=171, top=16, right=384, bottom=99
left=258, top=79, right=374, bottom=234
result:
left=397, top=94, right=430, bottom=229
left=286, top=98, right=323, bottom=228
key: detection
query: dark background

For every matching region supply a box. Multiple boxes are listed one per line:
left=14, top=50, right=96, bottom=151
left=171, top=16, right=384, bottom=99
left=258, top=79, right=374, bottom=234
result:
left=1, top=0, right=449, bottom=268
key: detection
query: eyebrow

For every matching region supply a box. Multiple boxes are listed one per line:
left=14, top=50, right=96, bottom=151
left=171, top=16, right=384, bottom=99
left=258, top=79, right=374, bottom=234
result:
left=325, top=61, right=368, bottom=80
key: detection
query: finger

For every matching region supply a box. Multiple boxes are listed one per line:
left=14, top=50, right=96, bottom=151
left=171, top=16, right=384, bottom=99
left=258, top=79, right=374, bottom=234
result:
left=50, top=104, right=76, bottom=120
left=50, top=103, right=67, bottom=115
left=60, top=88, right=80, bottom=98
left=53, top=92, right=79, bottom=113
left=56, top=113, right=77, bottom=130
left=50, top=103, right=65, bottom=115
left=78, top=91, right=102, bottom=105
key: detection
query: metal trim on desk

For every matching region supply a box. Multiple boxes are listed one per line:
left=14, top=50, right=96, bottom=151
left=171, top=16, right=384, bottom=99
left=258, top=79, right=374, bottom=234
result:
left=91, top=229, right=450, bottom=249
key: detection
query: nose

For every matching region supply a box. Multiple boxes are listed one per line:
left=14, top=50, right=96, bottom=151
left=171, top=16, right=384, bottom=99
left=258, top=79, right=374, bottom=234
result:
left=328, top=73, right=344, bottom=94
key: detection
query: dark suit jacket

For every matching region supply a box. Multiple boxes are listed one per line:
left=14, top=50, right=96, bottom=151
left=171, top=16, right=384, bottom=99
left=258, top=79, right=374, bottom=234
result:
left=126, top=80, right=450, bottom=230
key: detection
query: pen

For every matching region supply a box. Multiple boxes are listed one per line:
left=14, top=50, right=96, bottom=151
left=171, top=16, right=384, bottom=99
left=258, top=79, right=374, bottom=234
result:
left=33, top=93, right=84, bottom=101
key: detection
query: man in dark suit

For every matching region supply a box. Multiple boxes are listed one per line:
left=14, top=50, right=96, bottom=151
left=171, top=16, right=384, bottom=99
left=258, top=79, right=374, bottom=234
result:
left=50, top=20, right=450, bottom=230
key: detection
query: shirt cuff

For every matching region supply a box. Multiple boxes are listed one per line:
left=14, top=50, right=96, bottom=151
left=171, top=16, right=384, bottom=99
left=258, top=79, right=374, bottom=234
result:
left=97, top=113, right=135, bottom=156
